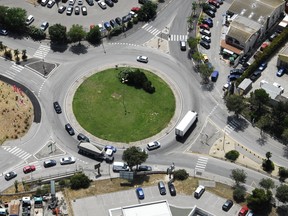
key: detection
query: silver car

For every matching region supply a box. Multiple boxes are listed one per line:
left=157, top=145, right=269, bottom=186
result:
left=147, top=141, right=160, bottom=150
left=136, top=56, right=148, bottom=63
left=60, top=156, right=76, bottom=165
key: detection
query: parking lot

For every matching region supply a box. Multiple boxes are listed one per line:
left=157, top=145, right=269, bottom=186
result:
left=72, top=184, right=241, bottom=216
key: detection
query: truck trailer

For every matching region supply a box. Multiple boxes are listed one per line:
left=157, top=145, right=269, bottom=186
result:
left=9, top=201, right=20, bottom=216
left=78, top=142, right=114, bottom=163
left=175, top=111, right=198, bottom=137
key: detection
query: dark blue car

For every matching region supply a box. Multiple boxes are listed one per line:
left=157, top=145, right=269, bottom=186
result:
left=136, top=187, right=144, bottom=199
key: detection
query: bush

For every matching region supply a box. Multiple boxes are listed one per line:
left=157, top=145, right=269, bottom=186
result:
left=173, top=169, right=189, bottom=181
left=110, top=26, right=123, bottom=37
left=262, top=159, right=275, bottom=172
left=4, top=50, right=12, bottom=60
left=70, top=173, right=90, bottom=190
left=233, top=185, right=246, bottom=202
left=279, top=167, right=288, bottom=181
left=29, top=26, right=46, bottom=40
left=225, top=150, right=240, bottom=162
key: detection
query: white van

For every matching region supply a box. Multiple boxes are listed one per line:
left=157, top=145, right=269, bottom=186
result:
left=26, top=15, right=34, bottom=25
left=194, top=185, right=205, bottom=198
left=112, top=162, right=129, bottom=172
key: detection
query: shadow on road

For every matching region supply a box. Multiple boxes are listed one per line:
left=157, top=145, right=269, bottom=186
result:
left=226, top=115, right=249, bottom=132
left=70, top=43, right=88, bottom=55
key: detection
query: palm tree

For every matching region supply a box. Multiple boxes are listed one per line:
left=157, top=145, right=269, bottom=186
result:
left=192, top=2, right=198, bottom=16
left=266, top=152, right=272, bottom=160
left=22, top=49, right=27, bottom=60
left=0, top=41, right=3, bottom=51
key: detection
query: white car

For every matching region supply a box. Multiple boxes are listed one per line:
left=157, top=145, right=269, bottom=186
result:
left=98, top=1, right=107, bottom=9
left=136, top=56, right=148, bottom=63
left=147, top=141, right=161, bottom=151
left=66, top=6, right=73, bottom=15
left=47, top=0, right=55, bottom=8
left=60, top=156, right=76, bottom=165
left=78, top=0, right=83, bottom=5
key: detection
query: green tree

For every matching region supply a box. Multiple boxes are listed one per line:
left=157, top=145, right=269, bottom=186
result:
left=262, top=159, right=274, bottom=172
left=138, top=1, right=157, bottom=21
left=70, top=173, right=90, bottom=190
left=247, top=188, right=272, bottom=212
left=29, top=26, right=46, bottom=40
left=225, top=150, right=240, bottom=162
left=266, top=152, right=272, bottom=160
left=86, top=26, right=102, bottom=44
left=258, top=114, right=270, bottom=135
left=230, top=169, right=247, bottom=185
left=0, top=6, right=9, bottom=25
left=14, top=180, right=18, bottom=193
left=187, top=37, right=199, bottom=51
left=67, top=24, right=87, bottom=44
left=187, top=16, right=194, bottom=30
left=198, top=62, right=213, bottom=84
left=225, top=94, right=245, bottom=117
left=259, top=178, right=275, bottom=190
left=192, top=2, right=198, bottom=16
left=4, top=7, right=27, bottom=33
left=173, top=169, right=189, bottom=180
left=233, top=185, right=246, bottom=202
left=49, top=23, right=67, bottom=44
left=282, top=128, right=288, bottom=143
left=249, top=89, right=270, bottom=113
left=191, top=51, right=203, bottom=63
left=122, top=146, right=148, bottom=171
left=276, top=184, right=288, bottom=204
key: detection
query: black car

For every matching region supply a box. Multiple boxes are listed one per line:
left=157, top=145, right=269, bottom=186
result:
left=5, top=171, right=17, bottom=181
left=110, top=19, right=116, bottom=28
left=158, top=181, right=166, bottom=195
left=250, top=71, right=261, bottom=82
left=43, top=159, right=57, bottom=168
left=122, top=15, right=131, bottom=23
left=230, top=68, right=243, bottom=75
left=75, top=6, right=80, bottom=15
left=105, top=0, right=114, bottom=7
left=86, top=0, right=94, bottom=5
left=115, top=17, right=122, bottom=25
left=222, top=199, right=233, bottom=211
left=138, top=165, right=152, bottom=171
left=77, top=133, right=90, bottom=142
left=65, top=123, right=75, bottom=135
left=207, top=4, right=217, bottom=12
left=200, top=40, right=210, bottom=49
left=228, top=74, right=240, bottom=81
left=53, top=101, right=62, bottom=114
left=205, top=10, right=215, bottom=18
left=168, top=182, right=176, bottom=196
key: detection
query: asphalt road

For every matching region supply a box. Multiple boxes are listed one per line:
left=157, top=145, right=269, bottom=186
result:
left=0, top=0, right=286, bottom=202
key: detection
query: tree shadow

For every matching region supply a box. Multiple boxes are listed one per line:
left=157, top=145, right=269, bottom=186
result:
left=276, top=205, right=288, bottom=216
left=256, top=133, right=268, bottom=146
left=50, top=43, right=69, bottom=53
left=69, top=43, right=88, bottom=55
left=201, top=82, right=214, bottom=91
left=226, top=115, right=249, bottom=132
left=282, top=146, right=288, bottom=159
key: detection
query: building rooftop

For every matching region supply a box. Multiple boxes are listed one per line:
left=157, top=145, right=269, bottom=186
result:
left=261, top=82, right=283, bottom=100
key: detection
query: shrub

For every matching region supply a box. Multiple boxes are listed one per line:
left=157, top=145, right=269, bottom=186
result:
left=173, top=169, right=189, bottom=181
left=70, top=173, right=90, bottom=190
left=225, top=150, right=240, bottom=162
left=279, top=167, right=288, bottom=181
left=262, top=159, right=275, bottom=172
left=233, top=185, right=246, bottom=202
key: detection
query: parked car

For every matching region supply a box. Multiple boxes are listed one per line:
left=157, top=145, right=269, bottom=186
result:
left=115, top=17, right=122, bottom=25
left=200, top=40, right=210, bottom=49
left=250, top=71, right=261, bottom=82
left=194, top=185, right=205, bottom=199
left=53, top=101, right=62, bottom=114
left=228, top=74, right=241, bottom=81
left=222, top=199, right=233, bottom=211
left=23, top=165, right=36, bottom=174
left=180, top=41, right=186, bottom=51
left=269, top=32, right=278, bottom=41
left=131, top=7, right=141, bottom=12
left=105, top=145, right=117, bottom=153
left=230, top=68, right=243, bottom=75
left=122, top=15, right=132, bottom=23
left=199, top=23, right=210, bottom=30
left=5, top=171, right=17, bottom=181
left=112, top=162, right=129, bottom=172
left=58, top=5, right=66, bottom=13
left=258, top=62, right=267, bottom=71
left=277, top=68, right=285, bottom=77
left=168, top=182, right=176, bottom=196
left=78, top=0, right=83, bottom=5
left=26, top=15, right=34, bottom=25
left=47, top=0, right=55, bottom=8
left=43, top=159, right=57, bottom=168
left=137, top=165, right=152, bottom=171
left=69, top=0, right=76, bottom=5
left=60, top=156, right=76, bottom=165
left=158, top=181, right=166, bottom=195
left=0, top=28, right=8, bottom=36
left=75, top=6, right=80, bottom=15
left=202, top=18, right=213, bottom=27
left=81, top=6, right=87, bottom=15
left=260, top=42, right=269, bottom=51
left=204, top=10, right=215, bottom=18
left=66, top=6, right=73, bottom=15
left=98, top=1, right=107, bottom=9
left=201, top=35, right=211, bottom=43
left=136, top=187, right=145, bottom=199
left=104, top=22, right=111, bottom=30
left=137, top=55, right=149, bottom=63
left=77, top=133, right=90, bottom=142
left=238, top=206, right=249, bottom=216
left=111, top=0, right=118, bottom=2
left=209, top=0, right=220, bottom=8
left=65, top=123, right=75, bottom=136
left=200, top=29, right=211, bottom=36
left=40, top=22, right=49, bottom=31
left=206, top=4, right=217, bottom=12
left=41, top=0, right=49, bottom=6
left=86, top=0, right=94, bottom=6
left=110, top=19, right=116, bottom=28
left=147, top=141, right=161, bottom=150
left=105, top=0, right=114, bottom=7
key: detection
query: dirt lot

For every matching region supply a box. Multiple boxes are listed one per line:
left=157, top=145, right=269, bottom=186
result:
left=0, top=81, right=34, bottom=144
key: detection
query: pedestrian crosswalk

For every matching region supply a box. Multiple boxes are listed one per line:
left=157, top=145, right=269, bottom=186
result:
left=195, top=156, right=208, bottom=172
left=224, top=120, right=239, bottom=134
left=168, top=34, right=188, bottom=41
left=2, top=146, right=31, bottom=161
left=3, top=64, right=24, bottom=79
left=33, top=44, right=50, bottom=59
left=142, top=23, right=161, bottom=36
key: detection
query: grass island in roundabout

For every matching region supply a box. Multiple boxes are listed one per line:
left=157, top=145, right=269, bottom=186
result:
left=72, top=67, right=175, bottom=143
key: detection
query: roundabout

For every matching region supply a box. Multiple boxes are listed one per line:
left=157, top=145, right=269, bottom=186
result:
left=72, top=67, right=175, bottom=143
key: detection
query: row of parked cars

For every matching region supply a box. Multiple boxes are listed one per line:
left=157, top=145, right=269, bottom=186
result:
left=136, top=181, right=176, bottom=200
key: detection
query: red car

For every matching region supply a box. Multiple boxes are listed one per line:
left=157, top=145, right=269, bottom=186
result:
left=199, top=24, right=210, bottom=30
left=23, top=165, right=36, bottom=174
left=131, top=7, right=141, bottom=12
left=209, top=0, right=220, bottom=8
left=238, top=206, right=249, bottom=216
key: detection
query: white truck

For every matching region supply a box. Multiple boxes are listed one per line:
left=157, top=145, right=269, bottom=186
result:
left=78, top=142, right=114, bottom=163
left=175, top=111, right=198, bottom=137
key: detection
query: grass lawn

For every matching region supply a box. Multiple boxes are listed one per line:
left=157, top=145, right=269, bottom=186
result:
left=73, top=68, right=175, bottom=142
